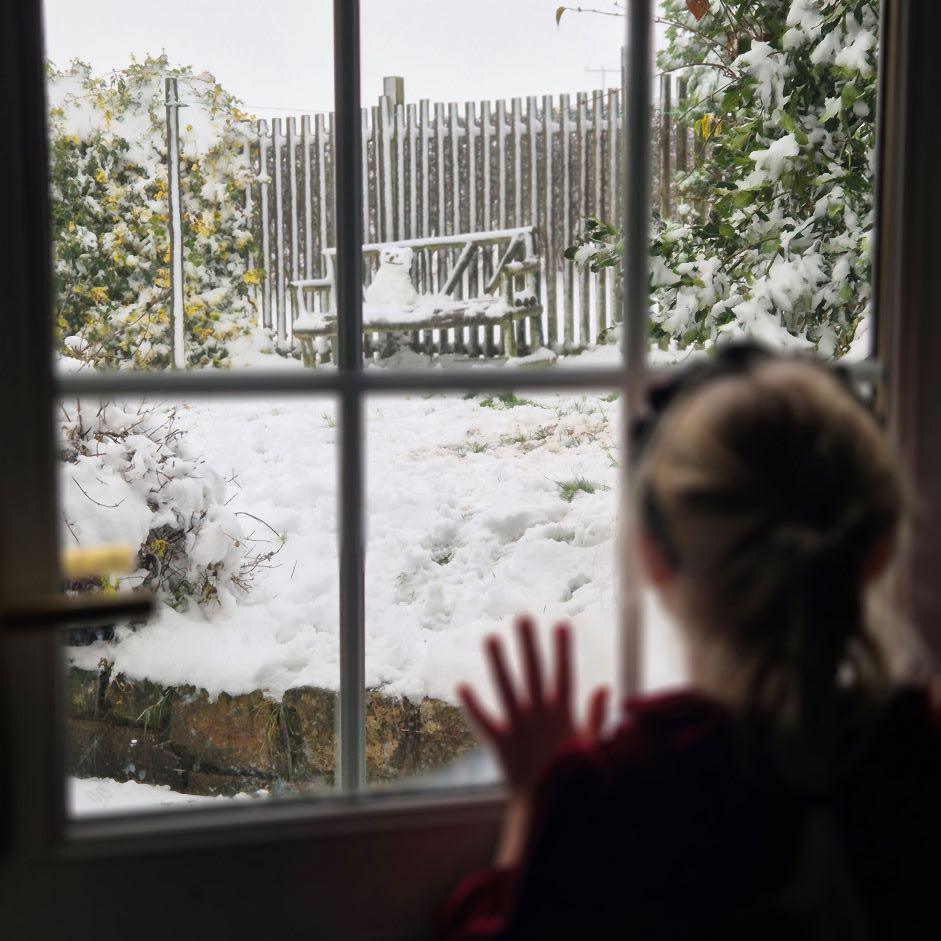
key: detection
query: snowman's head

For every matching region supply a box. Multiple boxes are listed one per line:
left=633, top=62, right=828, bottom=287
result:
left=380, top=245, right=414, bottom=269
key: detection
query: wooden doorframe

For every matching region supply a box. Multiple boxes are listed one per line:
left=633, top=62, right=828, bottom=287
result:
left=4, top=2, right=941, bottom=939
left=876, top=0, right=941, bottom=665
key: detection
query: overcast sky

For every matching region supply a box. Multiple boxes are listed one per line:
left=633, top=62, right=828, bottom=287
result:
left=42, top=1, right=648, bottom=118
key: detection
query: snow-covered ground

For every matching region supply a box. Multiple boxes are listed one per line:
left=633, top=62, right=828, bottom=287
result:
left=66, top=347, right=688, bottom=720
left=69, top=776, right=269, bottom=815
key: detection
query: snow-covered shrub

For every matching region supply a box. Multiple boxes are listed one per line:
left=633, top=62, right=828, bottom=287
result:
left=59, top=398, right=270, bottom=613
left=566, top=0, right=878, bottom=356
left=48, top=55, right=260, bottom=370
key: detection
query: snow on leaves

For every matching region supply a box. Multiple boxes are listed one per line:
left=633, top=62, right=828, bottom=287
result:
left=60, top=399, right=278, bottom=614
left=49, top=56, right=258, bottom=370
left=567, top=0, right=879, bottom=357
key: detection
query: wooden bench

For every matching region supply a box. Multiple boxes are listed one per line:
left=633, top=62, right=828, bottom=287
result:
left=290, top=227, right=543, bottom=367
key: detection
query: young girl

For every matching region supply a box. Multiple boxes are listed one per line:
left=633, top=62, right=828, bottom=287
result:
left=442, top=346, right=941, bottom=940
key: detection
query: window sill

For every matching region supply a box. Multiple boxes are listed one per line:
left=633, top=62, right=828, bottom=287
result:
left=60, top=784, right=506, bottom=861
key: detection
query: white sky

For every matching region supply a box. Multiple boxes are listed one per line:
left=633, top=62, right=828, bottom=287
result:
left=42, top=1, right=648, bottom=118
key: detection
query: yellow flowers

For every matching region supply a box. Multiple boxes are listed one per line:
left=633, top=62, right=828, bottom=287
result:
left=242, top=268, right=263, bottom=285
left=89, top=286, right=109, bottom=304
left=697, top=113, right=723, bottom=140
left=95, top=167, right=108, bottom=184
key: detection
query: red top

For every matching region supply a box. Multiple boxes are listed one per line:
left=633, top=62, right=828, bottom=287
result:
left=440, top=687, right=941, bottom=940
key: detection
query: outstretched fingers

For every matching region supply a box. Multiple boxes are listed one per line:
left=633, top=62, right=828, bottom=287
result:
left=552, top=622, right=574, bottom=717
left=585, top=686, right=610, bottom=741
left=516, top=615, right=545, bottom=708
left=457, top=684, right=501, bottom=746
left=486, top=634, right=523, bottom=724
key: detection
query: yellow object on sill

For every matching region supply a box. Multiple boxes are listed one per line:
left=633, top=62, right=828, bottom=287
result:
left=61, top=545, right=135, bottom=581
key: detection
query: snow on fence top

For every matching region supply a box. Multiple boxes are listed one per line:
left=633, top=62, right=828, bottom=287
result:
left=247, top=76, right=676, bottom=355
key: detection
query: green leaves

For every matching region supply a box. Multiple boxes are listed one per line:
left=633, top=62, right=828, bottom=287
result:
left=565, top=0, right=879, bottom=356
left=49, top=57, right=256, bottom=370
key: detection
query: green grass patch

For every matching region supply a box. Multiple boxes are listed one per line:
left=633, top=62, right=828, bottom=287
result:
left=478, top=392, right=542, bottom=410
left=553, top=476, right=604, bottom=503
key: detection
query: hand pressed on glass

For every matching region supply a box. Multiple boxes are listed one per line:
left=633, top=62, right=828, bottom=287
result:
left=457, top=616, right=610, bottom=799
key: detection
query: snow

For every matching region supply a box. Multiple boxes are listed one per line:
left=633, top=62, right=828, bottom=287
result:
left=834, top=17, right=876, bottom=77
left=747, top=134, right=800, bottom=184
left=66, top=386, right=687, bottom=713
left=69, top=776, right=268, bottom=815
left=734, top=41, right=790, bottom=111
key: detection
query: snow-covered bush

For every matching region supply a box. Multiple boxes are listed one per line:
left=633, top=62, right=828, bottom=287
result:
left=60, top=398, right=271, bottom=613
left=566, top=0, right=878, bottom=356
left=48, top=55, right=260, bottom=370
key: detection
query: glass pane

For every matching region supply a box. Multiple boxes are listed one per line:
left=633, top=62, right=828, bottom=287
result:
left=647, top=1, right=879, bottom=364
left=316, top=0, right=628, bottom=373
left=43, top=0, right=333, bottom=372
left=60, top=396, right=339, bottom=813
left=365, top=390, right=621, bottom=789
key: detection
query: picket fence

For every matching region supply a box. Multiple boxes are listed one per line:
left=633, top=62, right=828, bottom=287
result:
left=248, top=74, right=691, bottom=357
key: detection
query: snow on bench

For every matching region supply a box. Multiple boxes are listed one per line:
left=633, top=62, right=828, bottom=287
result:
left=290, top=227, right=542, bottom=366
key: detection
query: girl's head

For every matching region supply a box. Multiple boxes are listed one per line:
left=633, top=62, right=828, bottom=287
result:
left=634, top=346, right=904, bottom=717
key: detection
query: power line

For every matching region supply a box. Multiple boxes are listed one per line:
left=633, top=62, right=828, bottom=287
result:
left=585, top=65, right=620, bottom=88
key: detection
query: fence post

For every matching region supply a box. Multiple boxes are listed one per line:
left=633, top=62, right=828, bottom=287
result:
left=676, top=77, right=688, bottom=177
left=659, top=73, right=672, bottom=220
left=164, top=76, right=186, bottom=369
left=272, top=118, right=287, bottom=349
left=383, top=76, right=404, bottom=106
left=257, top=120, right=272, bottom=330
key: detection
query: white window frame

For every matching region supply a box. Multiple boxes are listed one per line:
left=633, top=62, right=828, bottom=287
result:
left=2, top=1, right=937, bottom=938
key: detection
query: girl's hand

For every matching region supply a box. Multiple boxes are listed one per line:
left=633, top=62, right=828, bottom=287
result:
left=457, top=616, right=610, bottom=798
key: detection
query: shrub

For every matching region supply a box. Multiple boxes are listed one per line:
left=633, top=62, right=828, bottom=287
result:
left=59, top=397, right=277, bottom=614
left=48, top=55, right=259, bottom=369
left=565, top=0, right=878, bottom=357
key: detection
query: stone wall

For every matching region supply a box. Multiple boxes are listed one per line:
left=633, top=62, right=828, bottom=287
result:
left=67, top=664, right=476, bottom=796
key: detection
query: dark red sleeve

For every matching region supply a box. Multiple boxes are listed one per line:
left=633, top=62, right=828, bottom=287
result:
left=437, top=867, right=519, bottom=941
left=438, top=742, right=609, bottom=941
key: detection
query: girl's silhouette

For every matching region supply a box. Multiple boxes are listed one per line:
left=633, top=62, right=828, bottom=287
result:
left=442, top=346, right=940, bottom=940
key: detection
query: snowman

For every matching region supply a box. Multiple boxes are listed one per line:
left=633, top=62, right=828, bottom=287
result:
left=365, top=245, right=420, bottom=361
left=364, top=245, right=418, bottom=307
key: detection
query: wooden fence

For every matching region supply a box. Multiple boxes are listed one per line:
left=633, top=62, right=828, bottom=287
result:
left=249, top=74, right=691, bottom=357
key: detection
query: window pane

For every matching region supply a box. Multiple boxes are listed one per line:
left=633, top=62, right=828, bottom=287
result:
left=365, top=390, right=621, bottom=788
left=43, top=1, right=333, bottom=373
left=647, top=2, right=879, bottom=364
left=316, top=0, right=629, bottom=373
left=60, top=396, right=339, bottom=813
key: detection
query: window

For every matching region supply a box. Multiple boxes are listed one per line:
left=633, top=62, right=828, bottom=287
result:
left=3, top=1, right=940, bottom=938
